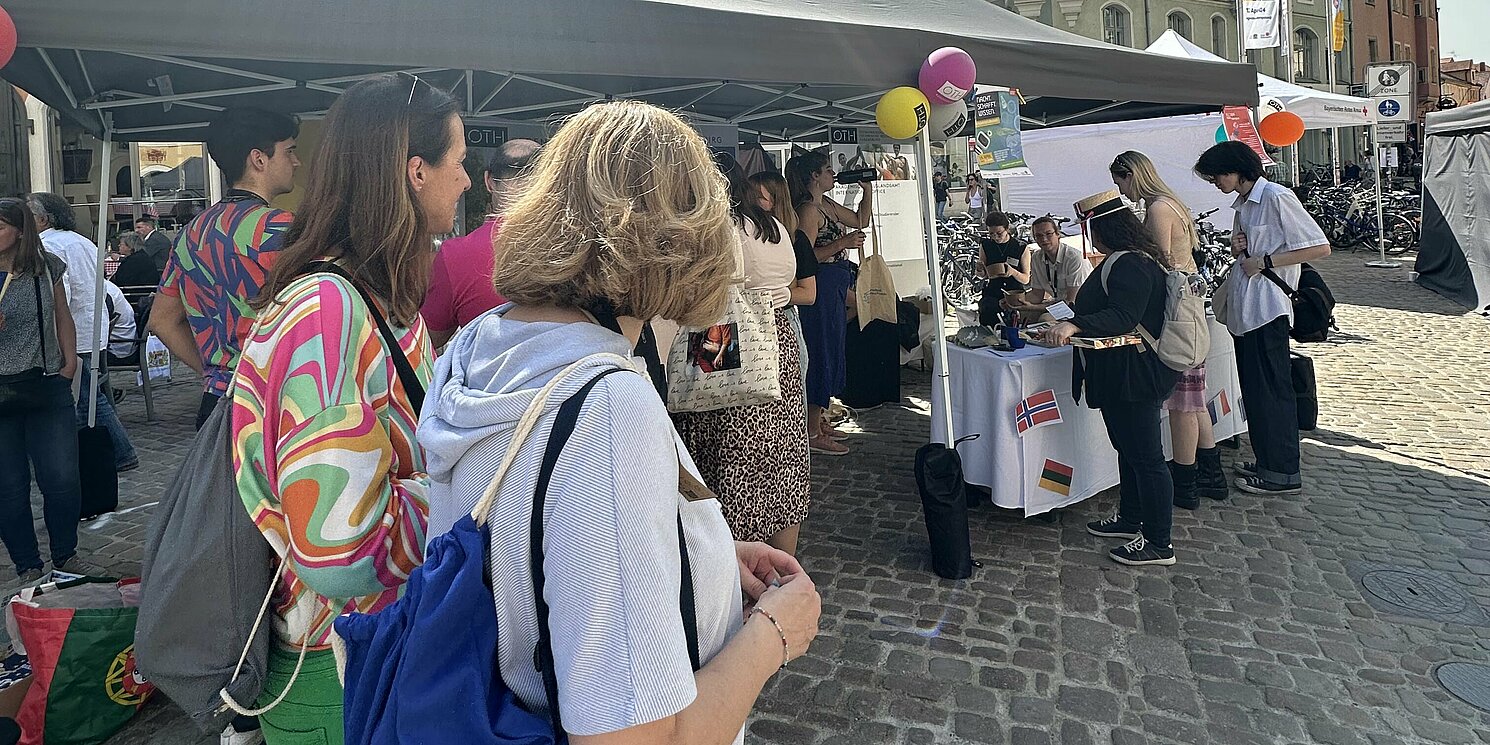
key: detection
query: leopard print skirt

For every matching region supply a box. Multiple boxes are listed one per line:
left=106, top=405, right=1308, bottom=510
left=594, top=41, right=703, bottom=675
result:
left=674, top=308, right=811, bottom=542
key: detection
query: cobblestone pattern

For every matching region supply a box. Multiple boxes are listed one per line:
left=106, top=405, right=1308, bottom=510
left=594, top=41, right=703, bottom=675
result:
left=3, top=253, right=1487, bottom=744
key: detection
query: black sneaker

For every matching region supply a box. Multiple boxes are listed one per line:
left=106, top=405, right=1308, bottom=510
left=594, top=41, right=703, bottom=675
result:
left=16, top=567, right=43, bottom=584
left=1109, top=536, right=1176, bottom=566
left=1233, top=461, right=1258, bottom=478
left=1234, top=476, right=1302, bottom=495
left=1086, top=512, right=1142, bottom=540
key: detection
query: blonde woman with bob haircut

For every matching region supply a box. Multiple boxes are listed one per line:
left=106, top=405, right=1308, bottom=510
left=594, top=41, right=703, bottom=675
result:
left=420, top=100, right=821, bottom=745
left=1109, top=150, right=1227, bottom=509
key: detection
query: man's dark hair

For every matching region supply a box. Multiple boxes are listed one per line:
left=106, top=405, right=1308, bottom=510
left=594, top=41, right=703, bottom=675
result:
left=985, top=211, right=1012, bottom=230
left=27, top=192, right=78, bottom=232
left=135, top=215, right=158, bottom=228
left=1194, top=141, right=1266, bottom=182
left=486, top=138, right=541, bottom=181
left=206, top=108, right=300, bottom=185
left=1031, top=215, right=1060, bottom=234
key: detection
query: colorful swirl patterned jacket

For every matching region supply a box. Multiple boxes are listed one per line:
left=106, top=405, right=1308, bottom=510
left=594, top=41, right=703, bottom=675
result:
left=231, top=270, right=432, bottom=649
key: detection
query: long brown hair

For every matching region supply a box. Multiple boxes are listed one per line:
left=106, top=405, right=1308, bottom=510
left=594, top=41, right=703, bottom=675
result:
left=749, top=171, right=797, bottom=234
left=0, top=198, right=46, bottom=276
left=254, top=73, right=461, bottom=325
left=1089, top=208, right=1172, bottom=269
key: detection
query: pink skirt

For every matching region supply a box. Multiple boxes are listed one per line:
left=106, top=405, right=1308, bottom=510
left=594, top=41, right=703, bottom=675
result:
left=1164, top=364, right=1207, bottom=412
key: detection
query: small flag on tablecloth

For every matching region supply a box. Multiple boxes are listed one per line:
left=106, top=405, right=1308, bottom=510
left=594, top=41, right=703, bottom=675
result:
left=1038, top=459, right=1073, bottom=496
left=1237, top=393, right=1247, bottom=422
left=1207, top=390, right=1232, bottom=425
left=1015, top=389, right=1063, bottom=435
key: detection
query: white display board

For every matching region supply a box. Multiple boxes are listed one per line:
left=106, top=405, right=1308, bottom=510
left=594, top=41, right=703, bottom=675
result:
left=829, top=127, right=930, bottom=295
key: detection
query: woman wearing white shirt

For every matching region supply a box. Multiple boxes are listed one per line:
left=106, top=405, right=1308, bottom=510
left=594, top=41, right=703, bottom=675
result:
left=673, top=154, right=814, bottom=556
left=1194, top=142, right=1330, bottom=496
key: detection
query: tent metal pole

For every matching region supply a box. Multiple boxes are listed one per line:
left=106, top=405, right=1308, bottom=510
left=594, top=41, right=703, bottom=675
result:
left=87, top=118, right=115, bottom=428
left=1366, top=124, right=1400, bottom=268
left=916, top=128, right=956, bottom=446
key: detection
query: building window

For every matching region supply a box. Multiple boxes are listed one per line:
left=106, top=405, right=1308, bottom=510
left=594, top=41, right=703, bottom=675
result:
left=1102, top=5, right=1131, bottom=47
left=1369, top=38, right=1379, bottom=63
left=1415, top=1, right=1424, bottom=15
left=1294, top=28, right=1319, bottom=81
left=1211, top=15, right=1228, bottom=58
left=1168, top=10, right=1192, bottom=40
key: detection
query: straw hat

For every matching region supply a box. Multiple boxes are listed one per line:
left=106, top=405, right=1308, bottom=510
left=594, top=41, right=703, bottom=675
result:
left=1073, top=190, right=1129, bottom=223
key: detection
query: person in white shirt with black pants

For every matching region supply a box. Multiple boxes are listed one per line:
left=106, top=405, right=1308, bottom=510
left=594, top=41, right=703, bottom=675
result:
left=1193, top=142, right=1330, bottom=495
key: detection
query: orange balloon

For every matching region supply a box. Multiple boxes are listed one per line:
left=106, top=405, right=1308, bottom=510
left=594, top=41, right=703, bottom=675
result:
left=1259, top=111, right=1305, bottom=147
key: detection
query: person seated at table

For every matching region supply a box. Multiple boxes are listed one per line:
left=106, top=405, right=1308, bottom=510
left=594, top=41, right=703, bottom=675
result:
left=1042, top=191, right=1179, bottom=568
left=1002, top=215, right=1089, bottom=319
left=110, top=232, right=161, bottom=289
left=975, top=211, right=1029, bottom=327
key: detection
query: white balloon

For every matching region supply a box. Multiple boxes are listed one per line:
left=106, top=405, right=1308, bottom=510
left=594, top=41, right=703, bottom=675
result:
left=1258, top=96, right=1286, bottom=120
left=927, top=100, right=970, bottom=140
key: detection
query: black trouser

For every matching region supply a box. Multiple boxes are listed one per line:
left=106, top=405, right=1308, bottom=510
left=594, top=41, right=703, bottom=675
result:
left=1099, top=398, right=1172, bottom=548
left=1233, top=316, right=1301, bottom=486
left=196, top=392, right=221, bottom=431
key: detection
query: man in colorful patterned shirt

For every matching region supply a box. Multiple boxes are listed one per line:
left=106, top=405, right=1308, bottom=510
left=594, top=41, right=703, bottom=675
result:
left=150, top=108, right=300, bottom=428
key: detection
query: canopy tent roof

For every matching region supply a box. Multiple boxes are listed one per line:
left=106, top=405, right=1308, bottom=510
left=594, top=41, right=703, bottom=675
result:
left=1425, top=98, right=1490, bottom=137
left=1145, top=30, right=1370, bottom=130
left=3, top=0, right=1258, bottom=142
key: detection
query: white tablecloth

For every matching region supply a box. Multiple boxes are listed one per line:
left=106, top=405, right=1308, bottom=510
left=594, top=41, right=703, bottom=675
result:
left=931, top=318, right=1245, bottom=516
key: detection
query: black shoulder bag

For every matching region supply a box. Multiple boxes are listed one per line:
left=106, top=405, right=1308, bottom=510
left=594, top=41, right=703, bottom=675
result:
left=1261, top=263, right=1336, bottom=343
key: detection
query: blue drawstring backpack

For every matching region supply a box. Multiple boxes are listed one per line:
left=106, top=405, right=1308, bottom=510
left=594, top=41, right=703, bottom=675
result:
left=332, top=355, right=698, bottom=744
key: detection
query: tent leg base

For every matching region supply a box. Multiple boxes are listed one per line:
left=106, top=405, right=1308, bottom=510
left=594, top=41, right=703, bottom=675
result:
left=1365, top=260, right=1402, bottom=269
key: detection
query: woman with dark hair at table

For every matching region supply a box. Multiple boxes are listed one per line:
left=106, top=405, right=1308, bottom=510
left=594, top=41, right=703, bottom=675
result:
left=1044, top=191, right=1180, bottom=567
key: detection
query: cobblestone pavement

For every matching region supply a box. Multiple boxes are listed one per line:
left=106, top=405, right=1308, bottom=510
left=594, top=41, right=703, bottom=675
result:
left=4, top=252, right=1488, bottom=744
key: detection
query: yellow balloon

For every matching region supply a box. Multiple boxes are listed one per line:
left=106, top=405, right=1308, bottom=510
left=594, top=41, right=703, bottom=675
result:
left=876, top=86, right=931, bottom=140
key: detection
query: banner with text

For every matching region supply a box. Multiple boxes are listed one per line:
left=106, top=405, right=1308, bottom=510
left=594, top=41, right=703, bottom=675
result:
left=1222, top=106, right=1276, bottom=167
left=972, top=90, right=1032, bottom=179
left=1330, top=0, right=1346, bottom=53
left=1242, top=0, right=1282, bottom=50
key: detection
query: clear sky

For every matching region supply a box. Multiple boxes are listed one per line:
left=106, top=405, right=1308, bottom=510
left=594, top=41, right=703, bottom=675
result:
left=1437, top=0, right=1490, bottom=61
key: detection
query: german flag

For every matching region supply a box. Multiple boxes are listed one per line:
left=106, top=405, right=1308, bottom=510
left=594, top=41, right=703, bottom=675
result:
left=1038, top=460, right=1073, bottom=496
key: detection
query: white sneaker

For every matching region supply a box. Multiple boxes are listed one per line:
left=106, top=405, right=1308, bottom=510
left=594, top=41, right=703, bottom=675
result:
left=220, top=726, right=265, bottom=745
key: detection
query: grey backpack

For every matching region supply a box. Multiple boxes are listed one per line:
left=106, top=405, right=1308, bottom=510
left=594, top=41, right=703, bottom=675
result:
left=136, top=393, right=276, bottom=731
left=1100, top=250, right=1210, bottom=372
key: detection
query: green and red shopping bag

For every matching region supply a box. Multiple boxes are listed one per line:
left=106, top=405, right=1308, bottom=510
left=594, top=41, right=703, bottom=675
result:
left=4, top=578, right=154, bottom=745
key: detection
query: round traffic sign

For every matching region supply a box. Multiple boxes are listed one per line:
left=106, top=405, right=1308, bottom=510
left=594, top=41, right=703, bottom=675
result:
left=1378, top=69, right=1401, bottom=88
left=1378, top=99, right=1401, bottom=118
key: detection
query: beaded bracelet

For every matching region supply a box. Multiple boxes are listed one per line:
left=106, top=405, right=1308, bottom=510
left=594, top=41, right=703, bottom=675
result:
left=750, top=607, right=790, bottom=669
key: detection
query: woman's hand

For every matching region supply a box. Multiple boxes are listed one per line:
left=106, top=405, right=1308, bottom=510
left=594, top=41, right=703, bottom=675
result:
left=1239, top=256, right=1265, bottom=277
left=832, top=231, right=865, bottom=253
left=1044, top=321, right=1081, bottom=346
left=1231, top=229, right=1249, bottom=258
left=752, top=573, right=821, bottom=663
left=736, top=541, right=803, bottom=611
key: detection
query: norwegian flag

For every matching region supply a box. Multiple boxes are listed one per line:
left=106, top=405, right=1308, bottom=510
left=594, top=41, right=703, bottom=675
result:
left=1015, top=389, right=1063, bottom=435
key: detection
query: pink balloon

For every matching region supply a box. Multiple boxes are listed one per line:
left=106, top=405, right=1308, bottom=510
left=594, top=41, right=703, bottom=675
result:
left=919, top=47, right=977, bottom=105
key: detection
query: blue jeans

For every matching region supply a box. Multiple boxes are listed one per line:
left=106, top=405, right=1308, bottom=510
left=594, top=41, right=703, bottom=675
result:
left=74, top=354, right=137, bottom=468
left=936, top=200, right=947, bottom=220
left=0, top=376, right=82, bottom=573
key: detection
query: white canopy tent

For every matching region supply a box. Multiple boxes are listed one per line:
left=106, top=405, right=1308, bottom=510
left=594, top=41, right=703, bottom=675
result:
left=1002, top=31, right=1371, bottom=229
left=1145, top=30, right=1371, bottom=130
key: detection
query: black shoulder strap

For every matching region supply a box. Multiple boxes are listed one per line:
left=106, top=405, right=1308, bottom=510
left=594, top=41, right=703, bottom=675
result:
left=304, top=262, right=426, bottom=414
left=1260, top=267, right=1299, bottom=301
left=530, top=368, right=700, bottom=737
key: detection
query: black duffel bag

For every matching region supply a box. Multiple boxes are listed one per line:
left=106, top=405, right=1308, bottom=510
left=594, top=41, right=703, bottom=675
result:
left=914, top=434, right=983, bottom=579
left=1263, top=263, right=1336, bottom=343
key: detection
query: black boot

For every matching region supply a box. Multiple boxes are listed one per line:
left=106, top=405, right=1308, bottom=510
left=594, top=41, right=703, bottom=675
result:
left=1171, top=461, right=1200, bottom=510
left=1195, top=447, right=1228, bottom=500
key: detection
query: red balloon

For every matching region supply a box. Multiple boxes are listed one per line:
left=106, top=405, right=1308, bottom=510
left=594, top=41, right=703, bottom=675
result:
left=0, top=6, right=15, bottom=70
left=1259, top=111, right=1305, bottom=147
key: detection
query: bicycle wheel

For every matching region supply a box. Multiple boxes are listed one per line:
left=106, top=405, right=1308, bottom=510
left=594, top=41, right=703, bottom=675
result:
left=1383, top=212, right=1418, bottom=255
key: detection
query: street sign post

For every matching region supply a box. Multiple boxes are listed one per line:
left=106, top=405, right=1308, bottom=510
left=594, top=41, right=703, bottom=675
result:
left=1364, top=62, right=1414, bottom=269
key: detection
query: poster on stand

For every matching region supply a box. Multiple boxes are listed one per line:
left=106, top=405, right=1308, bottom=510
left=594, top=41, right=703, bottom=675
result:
left=1221, top=106, right=1276, bottom=167
left=827, top=127, right=928, bottom=288
left=1242, top=0, right=1282, bottom=50
left=972, top=90, right=1032, bottom=179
